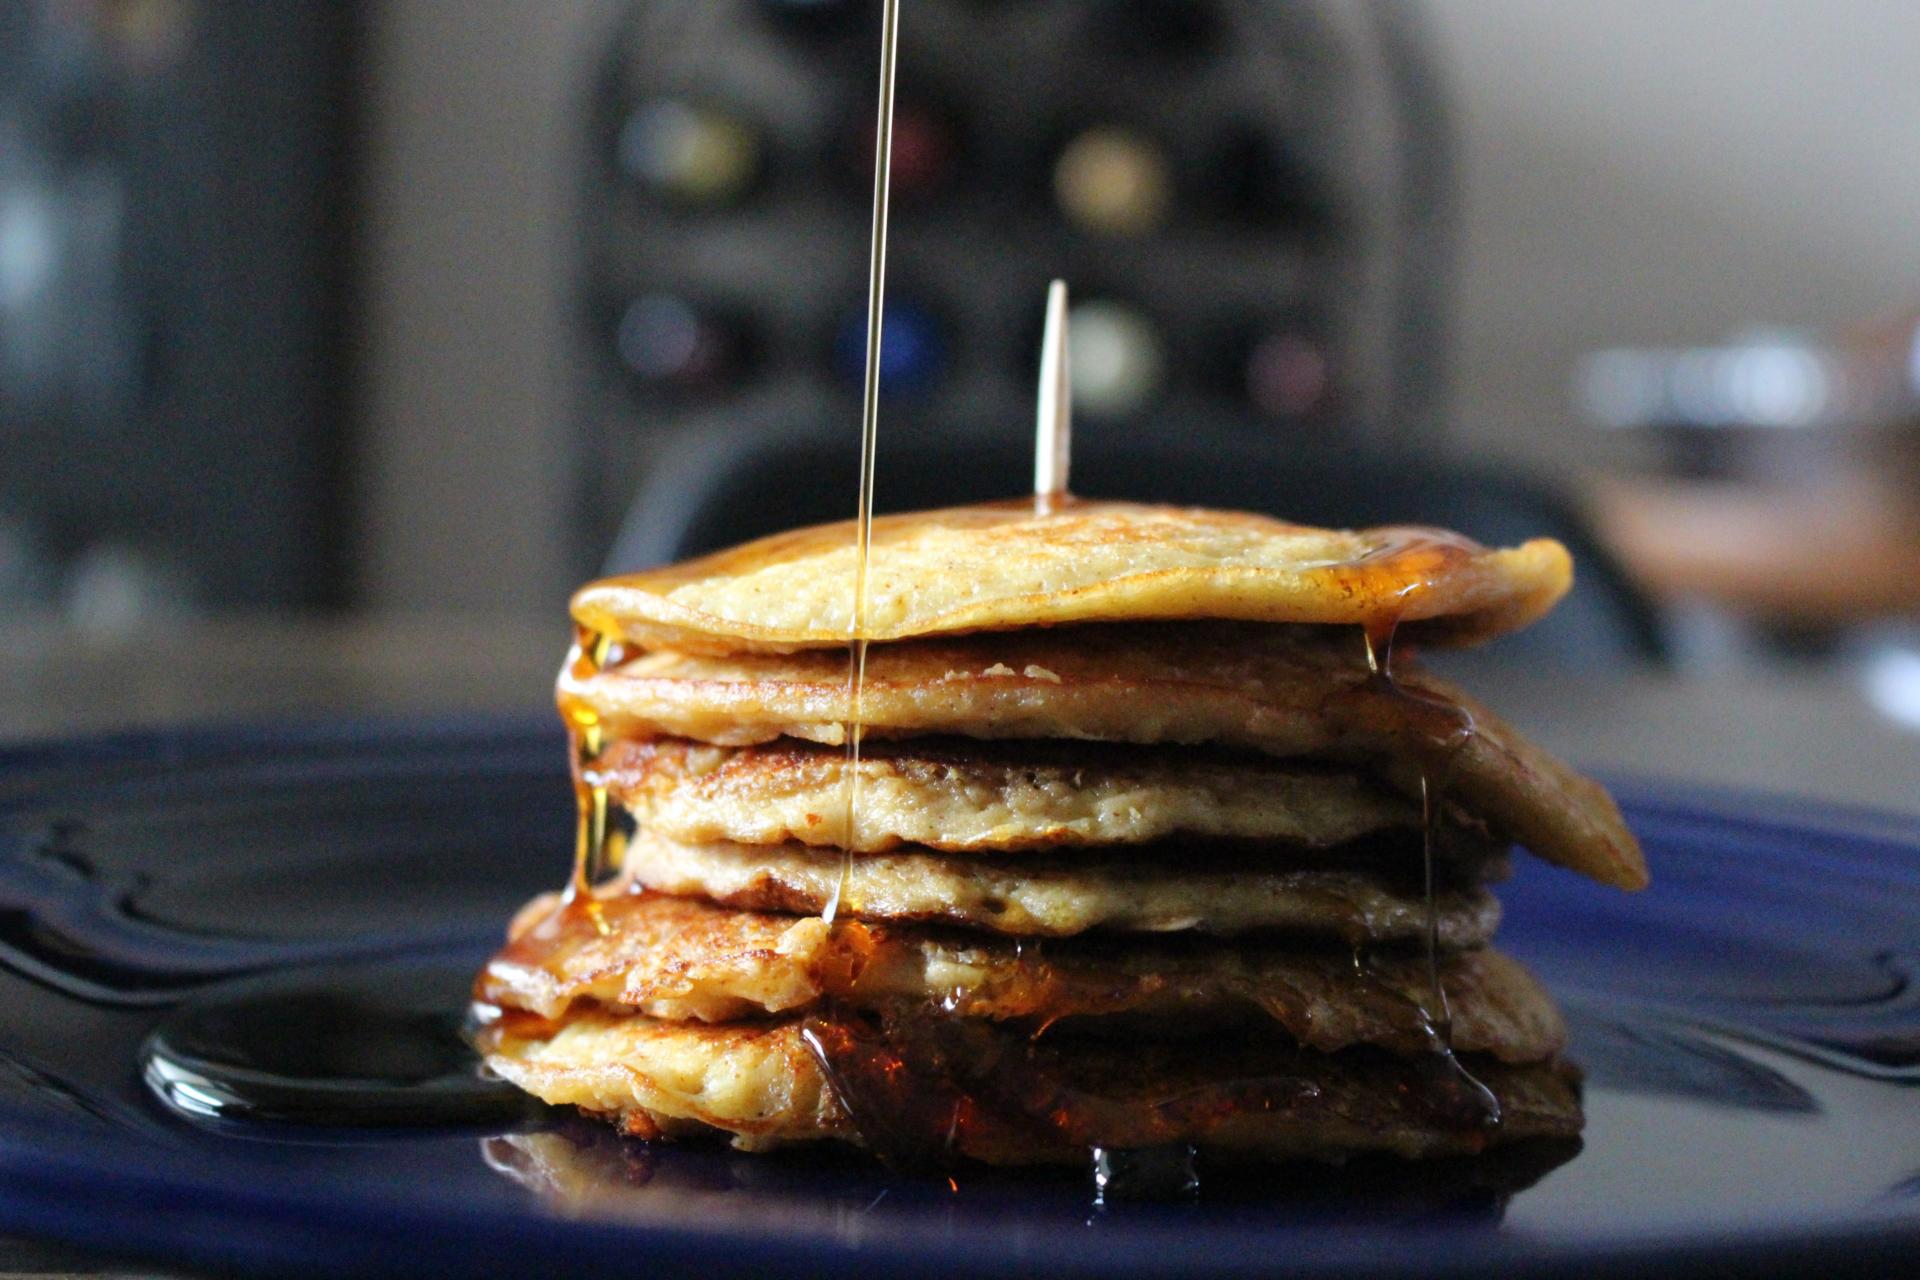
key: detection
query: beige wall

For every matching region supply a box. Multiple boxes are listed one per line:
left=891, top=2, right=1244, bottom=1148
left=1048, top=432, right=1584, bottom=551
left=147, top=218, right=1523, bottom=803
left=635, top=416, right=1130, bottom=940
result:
left=355, top=0, right=617, bottom=616
left=354, top=0, right=1920, bottom=613
left=1429, top=0, right=1920, bottom=466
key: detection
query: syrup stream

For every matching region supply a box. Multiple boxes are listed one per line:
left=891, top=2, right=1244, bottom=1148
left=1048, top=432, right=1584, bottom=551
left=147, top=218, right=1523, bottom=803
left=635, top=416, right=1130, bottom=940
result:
left=825, top=0, right=902, bottom=925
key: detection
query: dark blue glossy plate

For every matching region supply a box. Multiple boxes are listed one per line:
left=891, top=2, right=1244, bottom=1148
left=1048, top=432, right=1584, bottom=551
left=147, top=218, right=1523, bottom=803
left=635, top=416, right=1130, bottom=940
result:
left=1, top=719, right=1916, bottom=1278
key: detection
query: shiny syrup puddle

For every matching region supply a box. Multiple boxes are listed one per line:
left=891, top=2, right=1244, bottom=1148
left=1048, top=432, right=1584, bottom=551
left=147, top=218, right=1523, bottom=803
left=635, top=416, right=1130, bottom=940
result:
left=2, top=751, right=1919, bottom=1233
left=140, top=961, right=542, bottom=1129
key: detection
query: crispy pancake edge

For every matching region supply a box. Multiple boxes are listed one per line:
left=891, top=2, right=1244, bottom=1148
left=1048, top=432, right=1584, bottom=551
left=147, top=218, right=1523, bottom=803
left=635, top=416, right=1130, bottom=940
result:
left=617, top=830, right=1505, bottom=943
left=479, top=891, right=1567, bottom=1062
left=598, top=736, right=1431, bottom=853
left=572, top=500, right=1571, bottom=653
left=569, top=625, right=1647, bottom=890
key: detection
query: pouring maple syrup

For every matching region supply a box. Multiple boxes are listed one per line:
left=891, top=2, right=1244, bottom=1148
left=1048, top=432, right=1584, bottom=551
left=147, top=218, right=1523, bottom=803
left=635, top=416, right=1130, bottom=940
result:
left=823, top=0, right=901, bottom=926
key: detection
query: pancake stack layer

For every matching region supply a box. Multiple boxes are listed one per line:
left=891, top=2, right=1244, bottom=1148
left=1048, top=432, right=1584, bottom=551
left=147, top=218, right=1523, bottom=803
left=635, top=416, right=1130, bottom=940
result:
left=475, top=500, right=1646, bottom=1168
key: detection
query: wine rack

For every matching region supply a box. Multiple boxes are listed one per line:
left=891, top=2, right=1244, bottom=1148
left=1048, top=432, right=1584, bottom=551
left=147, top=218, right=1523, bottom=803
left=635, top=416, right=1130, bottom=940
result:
left=575, top=0, right=1449, bottom=561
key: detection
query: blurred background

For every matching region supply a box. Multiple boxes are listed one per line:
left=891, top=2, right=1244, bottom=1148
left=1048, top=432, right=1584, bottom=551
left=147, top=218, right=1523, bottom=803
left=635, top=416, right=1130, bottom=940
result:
left=3, top=0, right=1919, bottom=800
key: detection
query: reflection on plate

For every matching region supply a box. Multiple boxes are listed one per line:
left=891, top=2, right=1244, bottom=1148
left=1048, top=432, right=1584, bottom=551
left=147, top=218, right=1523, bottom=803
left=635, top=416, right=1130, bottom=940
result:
left=481, top=1120, right=1580, bottom=1230
left=1, top=720, right=1917, bottom=1278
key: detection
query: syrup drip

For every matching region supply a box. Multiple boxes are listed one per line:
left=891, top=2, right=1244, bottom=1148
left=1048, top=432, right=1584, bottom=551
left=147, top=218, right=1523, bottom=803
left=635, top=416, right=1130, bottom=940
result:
left=560, top=625, right=626, bottom=936
left=1336, top=528, right=1484, bottom=627
left=799, top=1010, right=955, bottom=1172
left=1090, top=1144, right=1201, bottom=1205
left=1361, top=617, right=1502, bottom=1134
left=791, top=1006, right=1105, bottom=1172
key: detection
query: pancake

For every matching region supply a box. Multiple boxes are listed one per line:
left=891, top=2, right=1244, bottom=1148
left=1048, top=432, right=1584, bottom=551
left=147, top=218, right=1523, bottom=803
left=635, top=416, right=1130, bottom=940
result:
left=599, top=736, right=1431, bottom=853
left=478, top=1008, right=1583, bottom=1165
left=483, top=490, right=1642, bottom=1173
left=618, top=830, right=1505, bottom=943
left=480, top=891, right=1567, bottom=1062
left=572, top=499, right=1572, bottom=654
left=567, top=624, right=1647, bottom=890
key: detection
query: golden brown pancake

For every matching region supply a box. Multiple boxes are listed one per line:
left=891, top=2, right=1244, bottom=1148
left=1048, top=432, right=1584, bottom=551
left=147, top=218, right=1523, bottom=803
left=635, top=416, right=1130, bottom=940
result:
left=599, top=737, right=1430, bottom=853
left=567, top=624, right=1646, bottom=890
left=483, top=494, right=1639, bottom=1171
left=572, top=499, right=1572, bottom=654
left=478, top=1008, right=1583, bottom=1164
left=617, top=830, right=1505, bottom=943
left=480, top=891, right=1567, bottom=1063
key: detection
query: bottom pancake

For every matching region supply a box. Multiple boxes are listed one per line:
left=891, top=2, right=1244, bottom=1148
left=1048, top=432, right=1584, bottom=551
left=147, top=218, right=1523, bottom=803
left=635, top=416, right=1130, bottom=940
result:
left=479, top=891, right=1566, bottom=1062
left=479, top=1008, right=1582, bottom=1167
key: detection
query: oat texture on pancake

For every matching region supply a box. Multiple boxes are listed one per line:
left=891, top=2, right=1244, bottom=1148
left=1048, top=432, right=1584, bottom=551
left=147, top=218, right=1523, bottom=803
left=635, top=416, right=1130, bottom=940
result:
left=474, top=499, right=1644, bottom=1169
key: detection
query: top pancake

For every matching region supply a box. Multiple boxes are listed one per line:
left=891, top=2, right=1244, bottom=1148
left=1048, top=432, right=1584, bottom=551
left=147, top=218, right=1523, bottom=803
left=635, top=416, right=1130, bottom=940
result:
left=573, top=499, right=1573, bottom=655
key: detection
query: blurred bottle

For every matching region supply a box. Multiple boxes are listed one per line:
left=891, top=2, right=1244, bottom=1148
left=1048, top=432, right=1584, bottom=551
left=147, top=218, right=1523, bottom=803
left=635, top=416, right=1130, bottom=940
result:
left=1244, top=328, right=1331, bottom=420
left=1069, top=300, right=1164, bottom=417
left=833, top=299, right=945, bottom=397
left=1053, top=127, right=1172, bottom=238
left=616, top=293, right=750, bottom=394
left=63, top=542, right=199, bottom=637
left=1213, top=126, right=1323, bottom=225
left=1093, top=0, right=1221, bottom=60
left=841, top=103, right=959, bottom=200
left=618, top=99, right=762, bottom=207
left=94, top=0, right=197, bottom=76
left=0, top=515, right=60, bottom=617
left=756, top=0, right=868, bottom=34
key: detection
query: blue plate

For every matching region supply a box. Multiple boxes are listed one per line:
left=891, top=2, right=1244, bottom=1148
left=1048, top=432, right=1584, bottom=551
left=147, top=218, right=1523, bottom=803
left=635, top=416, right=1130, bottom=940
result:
left=2, top=718, right=1917, bottom=1278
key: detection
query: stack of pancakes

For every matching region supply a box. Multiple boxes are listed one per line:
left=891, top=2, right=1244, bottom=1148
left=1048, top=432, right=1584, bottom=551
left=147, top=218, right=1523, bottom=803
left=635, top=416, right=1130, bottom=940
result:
left=475, top=500, right=1646, bottom=1168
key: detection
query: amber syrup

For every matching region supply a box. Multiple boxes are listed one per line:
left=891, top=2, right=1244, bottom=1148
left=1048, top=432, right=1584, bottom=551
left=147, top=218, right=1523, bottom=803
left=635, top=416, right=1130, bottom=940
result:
left=1361, top=615, right=1503, bottom=1136
left=141, top=960, right=545, bottom=1128
left=557, top=625, right=628, bottom=936
left=822, top=0, right=900, bottom=926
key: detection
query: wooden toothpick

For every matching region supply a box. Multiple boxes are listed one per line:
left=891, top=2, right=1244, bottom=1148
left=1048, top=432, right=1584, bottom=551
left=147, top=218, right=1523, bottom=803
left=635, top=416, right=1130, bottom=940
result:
left=1034, top=278, right=1071, bottom=504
